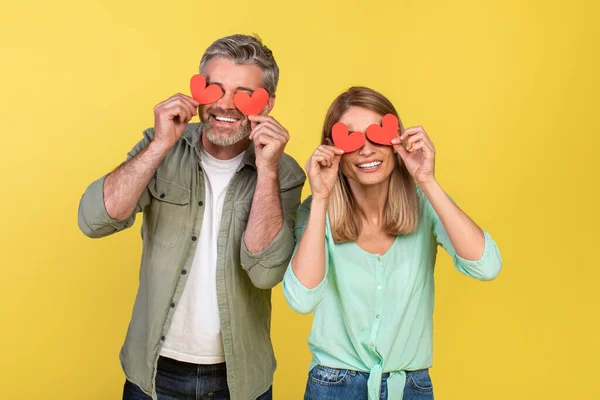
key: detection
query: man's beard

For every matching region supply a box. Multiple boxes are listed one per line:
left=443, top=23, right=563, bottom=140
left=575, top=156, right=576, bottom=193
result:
left=201, top=106, right=251, bottom=146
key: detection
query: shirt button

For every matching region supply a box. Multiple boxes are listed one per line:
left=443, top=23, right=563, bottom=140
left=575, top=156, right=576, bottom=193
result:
left=376, top=314, right=380, bottom=319
left=191, top=236, right=197, bottom=241
left=377, top=285, right=382, bottom=290
left=198, top=201, right=203, bottom=207
left=160, top=336, right=165, bottom=341
left=376, top=256, right=381, bottom=262
left=170, top=303, right=175, bottom=308
left=370, top=343, right=375, bottom=349
left=181, top=269, right=187, bottom=275
left=160, top=193, right=165, bottom=199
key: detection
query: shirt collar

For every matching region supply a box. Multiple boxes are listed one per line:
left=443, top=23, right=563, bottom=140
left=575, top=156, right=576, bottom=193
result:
left=183, top=122, right=257, bottom=170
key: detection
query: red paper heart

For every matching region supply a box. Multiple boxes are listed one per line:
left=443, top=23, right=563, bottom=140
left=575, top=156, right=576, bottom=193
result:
left=190, top=74, right=223, bottom=104
left=332, top=122, right=366, bottom=153
left=366, top=114, right=399, bottom=146
left=233, top=88, right=269, bottom=116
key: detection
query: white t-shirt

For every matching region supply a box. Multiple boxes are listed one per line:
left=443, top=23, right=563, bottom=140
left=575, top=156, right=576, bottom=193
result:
left=160, top=144, right=245, bottom=364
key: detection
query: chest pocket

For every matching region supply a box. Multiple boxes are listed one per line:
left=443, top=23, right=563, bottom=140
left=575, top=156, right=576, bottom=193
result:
left=147, top=177, right=191, bottom=248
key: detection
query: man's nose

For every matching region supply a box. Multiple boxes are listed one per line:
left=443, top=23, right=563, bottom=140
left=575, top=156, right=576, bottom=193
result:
left=214, top=90, right=236, bottom=110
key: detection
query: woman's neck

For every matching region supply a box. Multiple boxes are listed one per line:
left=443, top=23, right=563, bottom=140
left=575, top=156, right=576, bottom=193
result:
left=347, top=178, right=390, bottom=226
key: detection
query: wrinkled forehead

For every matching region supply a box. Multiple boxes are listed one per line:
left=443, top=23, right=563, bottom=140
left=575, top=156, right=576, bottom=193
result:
left=203, top=57, right=264, bottom=92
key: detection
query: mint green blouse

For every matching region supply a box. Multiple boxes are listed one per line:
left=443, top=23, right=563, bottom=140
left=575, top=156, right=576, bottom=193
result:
left=283, top=190, right=502, bottom=400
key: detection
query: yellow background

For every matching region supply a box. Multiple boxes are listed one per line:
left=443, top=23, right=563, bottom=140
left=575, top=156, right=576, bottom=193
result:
left=1, top=0, right=598, bottom=398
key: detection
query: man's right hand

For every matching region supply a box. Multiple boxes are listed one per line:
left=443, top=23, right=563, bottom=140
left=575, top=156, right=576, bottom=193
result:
left=152, top=93, right=200, bottom=150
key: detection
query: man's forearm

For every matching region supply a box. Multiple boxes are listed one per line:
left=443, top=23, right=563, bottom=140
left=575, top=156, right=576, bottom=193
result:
left=104, top=141, right=170, bottom=220
left=244, top=169, right=283, bottom=253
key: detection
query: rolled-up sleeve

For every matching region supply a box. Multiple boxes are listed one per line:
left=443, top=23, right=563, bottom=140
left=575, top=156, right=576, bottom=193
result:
left=426, top=192, right=503, bottom=281
left=77, top=129, right=154, bottom=238
left=78, top=175, right=142, bottom=238
left=450, top=231, right=502, bottom=281
left=282, top=197, right=330, bottom=314
left=240, top=174, right=305, bottom=289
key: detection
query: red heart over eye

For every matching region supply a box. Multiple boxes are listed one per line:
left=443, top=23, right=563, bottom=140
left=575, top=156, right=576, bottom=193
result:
left=332, top=122, right=366, bottom=153
left=366, top=114, right=399, bottom=146
left=190, top=74, right=223, bottom=104
left=233, top=88, right=269, bottom=116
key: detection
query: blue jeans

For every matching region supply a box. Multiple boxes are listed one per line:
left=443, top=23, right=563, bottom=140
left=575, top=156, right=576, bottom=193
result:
left=304, top=365, right=434, bottom=400
left=122, top=356, right=273, bottom=400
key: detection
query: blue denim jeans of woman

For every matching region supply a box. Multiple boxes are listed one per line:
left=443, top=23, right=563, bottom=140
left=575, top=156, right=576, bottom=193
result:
left=304, top=365, right=434, bottom=400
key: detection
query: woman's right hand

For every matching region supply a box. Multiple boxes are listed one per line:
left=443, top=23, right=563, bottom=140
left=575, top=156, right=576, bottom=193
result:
left=305, top=145, right=345, bottom=200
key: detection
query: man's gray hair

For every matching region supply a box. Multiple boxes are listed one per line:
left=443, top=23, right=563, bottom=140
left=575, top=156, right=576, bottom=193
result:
left=199, top=34, right=279, bottom=96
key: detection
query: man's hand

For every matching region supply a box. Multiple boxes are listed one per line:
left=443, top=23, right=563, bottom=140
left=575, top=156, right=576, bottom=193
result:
left=248, top=115, right=290, bottom=173
left=153, top=93, right=199, bottom=150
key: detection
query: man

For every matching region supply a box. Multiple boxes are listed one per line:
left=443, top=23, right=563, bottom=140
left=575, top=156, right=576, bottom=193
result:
left=78, top=34, right=306, bottom=400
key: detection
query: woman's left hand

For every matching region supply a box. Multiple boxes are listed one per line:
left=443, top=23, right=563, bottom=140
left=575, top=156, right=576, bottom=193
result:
left=391, top=125, right=436, bottom=185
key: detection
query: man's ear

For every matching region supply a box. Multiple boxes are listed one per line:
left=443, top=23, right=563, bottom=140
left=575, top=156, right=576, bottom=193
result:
left=263, top=93, right=276, bottom=115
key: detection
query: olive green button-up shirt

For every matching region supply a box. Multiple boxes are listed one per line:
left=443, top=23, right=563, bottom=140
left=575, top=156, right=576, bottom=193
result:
left=78, top=123, right=306, bottom=400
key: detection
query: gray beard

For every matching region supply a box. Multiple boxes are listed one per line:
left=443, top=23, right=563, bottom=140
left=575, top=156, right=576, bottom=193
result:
left=202, top=119, right=251, bottom=146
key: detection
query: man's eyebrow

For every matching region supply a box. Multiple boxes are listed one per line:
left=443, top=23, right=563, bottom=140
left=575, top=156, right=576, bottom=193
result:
left=205, top=80, right=255, bottom=93
left=206, top=79, right=223, bottom=88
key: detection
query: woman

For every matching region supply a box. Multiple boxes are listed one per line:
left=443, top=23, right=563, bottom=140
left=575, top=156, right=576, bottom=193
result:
left=283, top=86, right=502, bottom=400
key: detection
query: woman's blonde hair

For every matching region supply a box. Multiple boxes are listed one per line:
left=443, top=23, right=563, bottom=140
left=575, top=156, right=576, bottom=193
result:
left=322, top=86, right=419, bottom=243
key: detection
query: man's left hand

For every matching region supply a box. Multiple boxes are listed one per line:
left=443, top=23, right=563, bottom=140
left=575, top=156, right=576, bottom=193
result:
left=248, top=115, right=290, bottom=173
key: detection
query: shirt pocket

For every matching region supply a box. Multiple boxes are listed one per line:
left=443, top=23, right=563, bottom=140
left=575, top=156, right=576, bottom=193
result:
left=147, top=177, right=191, bottom=248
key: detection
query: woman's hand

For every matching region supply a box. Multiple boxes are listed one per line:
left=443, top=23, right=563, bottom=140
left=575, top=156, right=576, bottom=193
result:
left=392, top=125, right=436, bottom=185
left=306, top=145, right=344, bottom=200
